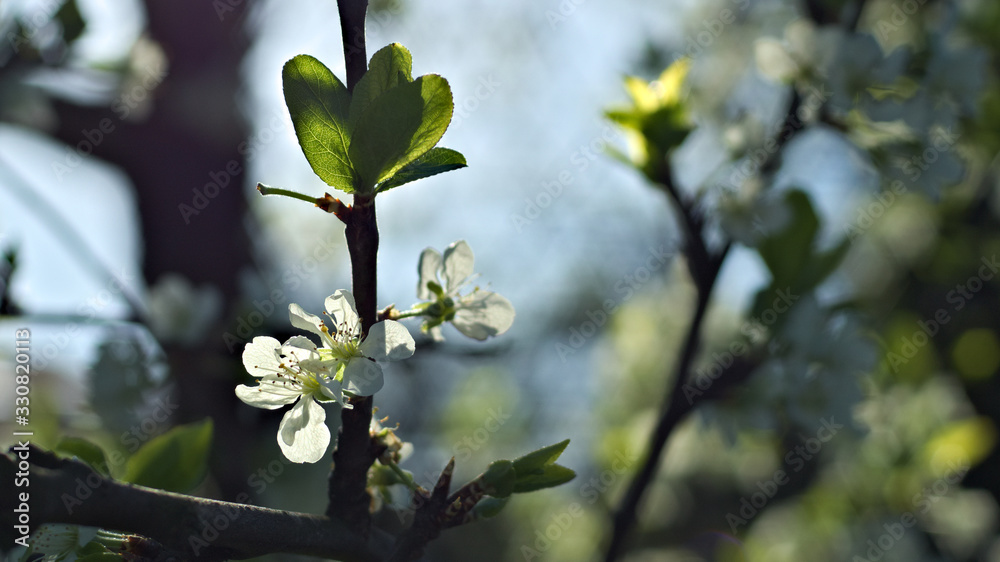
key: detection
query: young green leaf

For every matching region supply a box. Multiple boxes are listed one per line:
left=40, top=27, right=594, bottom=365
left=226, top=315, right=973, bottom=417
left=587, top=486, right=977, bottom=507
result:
left=282, top=54, right=356, bottom=193
left=511, top=438, right=570, bottom=474
left=349, top=74, right=454, bottom=192
left=512, top=463, right=576, bottom=494
left=377, top=147, right=467, bottom=192
left=349, top=43, right=414, bottom=131
left=122, top=418, right=213, bottom=493
left=56, top=437, right=109, bottom=476
left=472, top=496, right=510, bottom=519
left=480, top=459, right=516, bottom=498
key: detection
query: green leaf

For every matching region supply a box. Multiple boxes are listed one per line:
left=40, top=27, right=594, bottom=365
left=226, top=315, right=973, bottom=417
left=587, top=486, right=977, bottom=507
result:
left=472, top=496, right=510, bottom=519
left=511, top=439, right=570, bottom=474
left=349, top=43, right=414, bottom=131
left=55, top=0, right=86, bottom=45
left=798, top=238, right=850, bottom=291
left=122, top=418, right=213, bottom=493
left=56, top=437, right=109, bottom=476
left=513, top=463, right=577, bottom=494
left=349, top=75, right=454, bottom=192
left=480, top=460, right=516, bottom=498
left=377, top=147, right=467, bottom=192
left=282, top=55, right=356, bottom=193
left=757, top=190, right=819, bottom=285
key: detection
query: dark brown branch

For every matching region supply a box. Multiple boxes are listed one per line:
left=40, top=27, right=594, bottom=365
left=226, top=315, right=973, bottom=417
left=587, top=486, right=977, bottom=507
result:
left=1, top=446, right=384, bottom=561
left=387, top=459, right=455, bottom=561
left=338, top=0, right=369, bottom=92
left=327, top=0, right=380, bottom=537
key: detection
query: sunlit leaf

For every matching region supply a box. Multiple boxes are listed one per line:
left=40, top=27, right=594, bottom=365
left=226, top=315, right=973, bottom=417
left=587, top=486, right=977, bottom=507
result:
left=349, top=75, right=454, bottom=192
left=56, top=437, right=109, bottom=476
left=122, top=418, right=213, bottom=493
left=511, top=439, right=570, bottom=474
left=283, top=54, right=356, bottom=193
left=377, top=147, right=467, bottom=192
left=513, top=463, right=577, bottom=494
left=349, top=42, right=414, bottom=131
left=481, top=459, right=516, bottom=498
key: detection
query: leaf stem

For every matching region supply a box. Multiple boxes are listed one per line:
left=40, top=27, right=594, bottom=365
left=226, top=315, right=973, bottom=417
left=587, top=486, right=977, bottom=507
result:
left=385, top=460, right=422, bottom=492
left=256, top=183, right=322, bottom=204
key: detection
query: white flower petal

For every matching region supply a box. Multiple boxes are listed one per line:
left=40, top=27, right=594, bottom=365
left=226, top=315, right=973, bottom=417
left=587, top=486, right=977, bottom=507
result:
left=754, top=38, right=799, bottom=83
left=442, top=240, right=475, bottom=291
left=289, top=303, right=325, bottom=335
left=360, top=320, right=415, bottom=362
left=277, top=396, right=331, bottom=463
left=325, top=290, right=360, bottom=329
left=453, top=291, right=516, bottom=340
left=318, top=377, right=349, bottom=407
left=236, top=382, right=299, bottom=409
left=343, top=358, right=384, bottom=396
left=417, top=248, right=443, bottom=300
left=427, top=325, right=445, bottom=342
left=242, top=336, right=283, bottom=378
left=281, top=337, right=319, bottom=363
left=298, top=356, right=339, bottom=378
left=283, top=335, right=317, bottom=351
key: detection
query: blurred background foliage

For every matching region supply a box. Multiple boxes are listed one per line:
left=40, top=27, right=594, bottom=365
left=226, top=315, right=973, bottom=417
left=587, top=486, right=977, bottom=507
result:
left=2, top=0, right=1000, bottom=561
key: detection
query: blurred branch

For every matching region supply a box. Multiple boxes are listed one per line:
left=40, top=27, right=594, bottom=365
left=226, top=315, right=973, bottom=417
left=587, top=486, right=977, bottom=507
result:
left=327, top=0, right=381, bottom=539
left=602, top=174, right=729, bottom=560
left=1, top=445, right=385, bottom=561
left=601, top=0, right=856, bottom=547
left=0, top=154, right=147, bottom=321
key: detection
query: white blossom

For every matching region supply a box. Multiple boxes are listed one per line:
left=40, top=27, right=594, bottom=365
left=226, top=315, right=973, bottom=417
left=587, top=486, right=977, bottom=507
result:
left=416, top=240, right=515, bottom=341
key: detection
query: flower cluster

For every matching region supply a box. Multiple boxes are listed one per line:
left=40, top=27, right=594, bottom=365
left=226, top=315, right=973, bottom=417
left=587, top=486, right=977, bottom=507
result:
left=236, top=242, right=512, bottom=463
left=236, top=290, right=414, bottom=463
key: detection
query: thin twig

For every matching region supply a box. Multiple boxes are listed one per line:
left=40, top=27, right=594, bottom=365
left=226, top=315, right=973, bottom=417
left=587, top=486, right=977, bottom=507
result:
left=0, top=154, right=147, bottom=321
